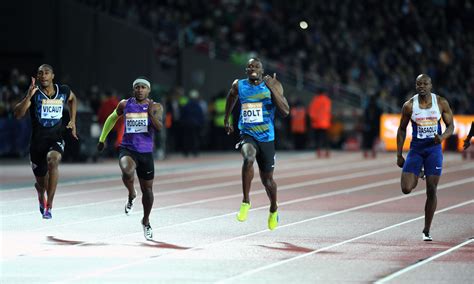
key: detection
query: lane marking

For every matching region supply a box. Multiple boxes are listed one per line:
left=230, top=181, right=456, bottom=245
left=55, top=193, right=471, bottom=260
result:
left=10, top=164, right=474, bottom=234
left=2, top=159, right=399, bottom=217
left=0, top=154, right=376, bottom=203
left=54, top=178, right=474, bottom=283
left=218, top=199, right=474, bottom=283
left=374, top=238, right=474, bottom=283
left=0, top=153, right=359, bottom=191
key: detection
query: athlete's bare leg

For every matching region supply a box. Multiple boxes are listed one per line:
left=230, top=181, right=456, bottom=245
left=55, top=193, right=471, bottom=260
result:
left=119, top=156, right=137, bottom=200
left=138, top=178, right=154, bottom=225
left=241, top=143, right=257, bottom=204
left=259, top=170, right=278, bottom=213
left=400, top=172, right=419, bottom=194
left=35, top=176, right=47, bottom=202
left=424, top=175, right=439, bottom=234
left=45, top=151, right=61, bottom=209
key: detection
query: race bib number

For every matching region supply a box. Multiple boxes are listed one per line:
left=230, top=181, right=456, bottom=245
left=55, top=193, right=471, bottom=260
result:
left=41, top=99, right=63, bottom=119
left=126, top=113, right=148, bottom=133
left=416, top=121, right=438, bottom=139
left=241, top=102, right=263, bottom=123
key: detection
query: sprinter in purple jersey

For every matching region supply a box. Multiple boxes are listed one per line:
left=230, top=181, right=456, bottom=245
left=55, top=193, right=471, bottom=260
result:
left=98, top=77, right=163, bottom=240
left=396, top=74, right=454, bottom=241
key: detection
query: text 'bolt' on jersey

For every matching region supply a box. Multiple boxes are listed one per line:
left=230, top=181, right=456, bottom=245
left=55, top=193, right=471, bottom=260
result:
left=238, top=79, right=276, bottom=142
left=410, top=93, right=442, bottom=149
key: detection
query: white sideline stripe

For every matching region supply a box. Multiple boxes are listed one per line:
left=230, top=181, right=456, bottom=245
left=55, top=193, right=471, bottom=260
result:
left=0, top=154, right=374, bottom=203
left=217, top=199, right=474, bottom=283
left=1, top=158, right=398, bottom=217
left=56, top=178, right=474, bottom=283
left=23, top=164, right=404, bottom=232
left=0, top=153, right=360, bottom=191
left=374, top=238, right=474, bottom=283
left=14, top=163, right=474, bottom=233
left=24, top=169, right=400, bottom=234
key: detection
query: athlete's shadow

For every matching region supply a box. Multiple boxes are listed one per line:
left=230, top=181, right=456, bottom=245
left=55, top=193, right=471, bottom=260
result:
left=140, top=240, right=191, bottom=250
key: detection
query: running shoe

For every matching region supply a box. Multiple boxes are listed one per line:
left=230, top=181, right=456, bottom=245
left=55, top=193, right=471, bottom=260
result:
left=43, top=208, right=52, bottom=219
left=38, top=199, right=46, bottom=215
left=125, top=195, right=136, bottom=215
left=268, top=211, right=279, bottom=230
left=35, top=183, right=46, bottom=215
left=419, top=169, right=426, bottom=180
left=142, top=221, right=153, bottom=240
left=236, top=202, right=251, bottom=222
left=423, top=231, right=432, bottom=241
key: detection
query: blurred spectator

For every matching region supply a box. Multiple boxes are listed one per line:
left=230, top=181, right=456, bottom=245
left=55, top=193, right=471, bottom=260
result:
left=309, top=90, right=332, bottom=157
left=289, top=97, right=308, bottom=150
left=181, top=89, right=205, bottom=157
left=97, top=90, right=123, bottom=157
left=361, top=94, right=383, bottom=158
left=77, top=0, right=473, bottom=113
left=209, top=90, right=233, bottom=150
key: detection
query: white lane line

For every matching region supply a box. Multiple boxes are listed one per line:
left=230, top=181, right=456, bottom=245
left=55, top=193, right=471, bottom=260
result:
left=0, top=154, right=372, bottom=203
left=56, top=178, right=474, bottom=283
left=14, top=163, right=474, bottom=233
left=218, top=199, right=474, bottom=283
left=28, top=169, right=401, bottom=233
left=374, top=238, right=474, bottom=283
left=0, top=153, right=358, bottom=192
left=1, top=158, right=397, bottom=217
left=3, top=171, right=404, bottom=261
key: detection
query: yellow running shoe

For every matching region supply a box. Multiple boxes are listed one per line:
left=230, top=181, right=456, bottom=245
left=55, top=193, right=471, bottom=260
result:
left=236, top=202, right=251, bottom=222
left=268, top=211, right=279, bottom=230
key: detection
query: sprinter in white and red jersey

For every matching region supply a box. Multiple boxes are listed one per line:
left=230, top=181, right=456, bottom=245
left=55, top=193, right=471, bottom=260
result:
left=396, top=74, right=454, bottom=241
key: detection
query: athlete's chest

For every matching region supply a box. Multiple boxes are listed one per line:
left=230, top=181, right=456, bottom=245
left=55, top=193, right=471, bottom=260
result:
left=124, top=102, right=149, bottom=133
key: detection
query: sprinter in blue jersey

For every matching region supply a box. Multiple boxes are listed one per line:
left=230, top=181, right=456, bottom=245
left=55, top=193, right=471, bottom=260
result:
left=396, top=74, right=454, bottom=241
left=14, top=64, right=78, bottom=219
left=224, top=58, right=289, bottom=230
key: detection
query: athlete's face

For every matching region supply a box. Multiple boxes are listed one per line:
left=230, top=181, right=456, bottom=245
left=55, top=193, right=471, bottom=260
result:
left=133, top=84, right=150, bottom=102
left=246, top=59, right=263, bottom=81
left=37, top=67, right=54, bottom=88
left=415, top=76, right=432, bottom=96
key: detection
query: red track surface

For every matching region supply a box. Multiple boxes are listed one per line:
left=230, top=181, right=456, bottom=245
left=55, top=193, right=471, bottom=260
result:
left=1, top=152, right=473, bottom=283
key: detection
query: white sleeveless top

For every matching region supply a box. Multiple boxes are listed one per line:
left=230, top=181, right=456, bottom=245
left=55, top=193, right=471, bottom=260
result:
left=411, top=93, right=441, bottom=140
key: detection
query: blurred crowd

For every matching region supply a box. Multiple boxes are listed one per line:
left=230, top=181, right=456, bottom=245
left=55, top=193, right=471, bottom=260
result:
left=78, top=0, right=474, bottom=112
left=0, top=67, right=380, bottom=159
left=2, top=0, right=473, bottom=159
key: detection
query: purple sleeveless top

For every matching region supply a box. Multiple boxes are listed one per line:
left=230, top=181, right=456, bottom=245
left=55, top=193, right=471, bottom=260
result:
left=120, top=97, right=154, bottom=153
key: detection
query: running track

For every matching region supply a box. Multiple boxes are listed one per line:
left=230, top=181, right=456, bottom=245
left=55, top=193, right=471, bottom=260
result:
left=1, top=152, right=473, bottom=283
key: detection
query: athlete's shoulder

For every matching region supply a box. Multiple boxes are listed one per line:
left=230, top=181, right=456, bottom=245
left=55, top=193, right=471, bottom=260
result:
left=230, top=79, right=240, bottom=93
left=401, top=98, right=414, bottom=114
left=434, top=94, right=448, bottom=104
left=58, top=84, right=71, bottom=94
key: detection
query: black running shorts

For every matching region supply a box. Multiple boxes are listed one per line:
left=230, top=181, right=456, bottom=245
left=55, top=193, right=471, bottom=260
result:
left=118, top=147, right=155, bottom=180
left=30, top=138, right=65, bottom=177
left=237, top=134, right=275, bottom=173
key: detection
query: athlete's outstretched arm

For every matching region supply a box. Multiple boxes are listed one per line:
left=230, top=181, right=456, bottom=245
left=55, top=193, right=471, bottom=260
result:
left=434, top=96, right=454, bottom=144
left=14, top=77, right=38, bottom=119
left=264, top=73, right=289, bottom=117
left=224, top=79, right=239, bottom=135
left=396, top=101, right=412, bottom=167
left=67, top=91, right=78, bottom=139
left=148, top=101, right=164, bottom=131
left=97, top=100, right=126, bottom=152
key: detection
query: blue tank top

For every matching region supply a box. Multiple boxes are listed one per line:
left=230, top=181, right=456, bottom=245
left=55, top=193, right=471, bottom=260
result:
left=121, top=97, right=154, bottom=153
left=238, top=79, right=275, bottom=142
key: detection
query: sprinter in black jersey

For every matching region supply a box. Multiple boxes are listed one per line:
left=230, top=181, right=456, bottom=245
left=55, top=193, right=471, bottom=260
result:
left=14, top=64, right=78, bottom=219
